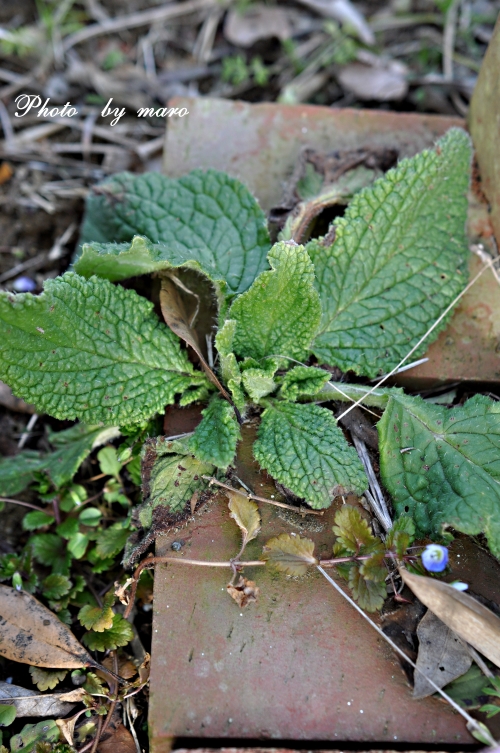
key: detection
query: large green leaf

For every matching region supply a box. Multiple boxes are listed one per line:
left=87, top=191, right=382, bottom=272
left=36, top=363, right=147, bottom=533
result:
left=188, top=396, right=240, bottom=469
left=214, top=319, right=246, bottom=411
left=378, top=393, right=500, bottom=557
left=76, top=169, right=271, bottom=294
left=0, top=273, right=206, bottom=425
left=137, top=436, right=214, bottom=528
left=0, top=424, right=119, bottom=495
left=308, top=128, right=472, bottom=377
left=253, top=401, right=367, bottom=509
left=229, top=241, right=321, bottom=362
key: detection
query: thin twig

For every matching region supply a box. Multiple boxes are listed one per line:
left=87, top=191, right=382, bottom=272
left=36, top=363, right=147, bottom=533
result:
left=337, top=257, right=500, bottom=423
left=202, top=475, right=325, bottom=516
left=0, top=497, right=46, bottom=512
left=18, top=413, right=38, bottom=449
left=352, top=435, right=392, bottom=532
left=317, top=565, right=498, bottom=746
left=62, top=0, right=217, bottom=51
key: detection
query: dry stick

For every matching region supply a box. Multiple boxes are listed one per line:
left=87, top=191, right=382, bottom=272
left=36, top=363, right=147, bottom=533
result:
left=337, top=257, right=500, bottom=423
left=352, top=435, right=392, bottom=532
left=317, top=565, right=498, bottom=747
left=123, top=554, right=266, bottom=619
left=62, top=0, right=217, bottom=51
left=202, top=475, right=325, bottom=516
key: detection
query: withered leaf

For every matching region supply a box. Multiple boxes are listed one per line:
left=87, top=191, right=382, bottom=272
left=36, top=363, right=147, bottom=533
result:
left=97, top=717, right=136, bottom=753
left=160, top=276, right=232, bottom=403
left=139, top=653, right=151, bottom=685
left=227, top=490, right=261, bottom=547
left=0, top=585, right=92, bottom=669
left=227, top=576, right=260, bottom=608
left=100, top=654, right=137, bottom=681
left=413, top=610, right=472, bottom=698
left=0, top=682, right=80, bottom=718
left=263, top=533, right=317, bottom=576
left=400, top=568, right=500, bottom=669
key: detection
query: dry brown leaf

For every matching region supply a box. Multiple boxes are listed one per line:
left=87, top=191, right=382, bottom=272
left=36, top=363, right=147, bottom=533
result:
left=97, top=720, right=136, bottom=753
left=224, top=5, right=291, bottom=47
left=0, top=163, right=13, bottom=186
left=400, top=569, right=500, bottom=669
left=227, top=490, right=261, bottom=547
left=100, top=654, right=137, bottom=681
left=413, top=610, right=472, bottom=699
left=190, top=490, right=199, bottom=515
left=337, top=59, right=408, bottom=101
left=56, top=712, right=79, bottom=747
left=160, top=277, right=233, bottom=404
left=227, top=576, right=260, bottom=607
left=263, top=533, right=317, bottom=576
left=139, top=653, right=151, bottom=684
left=114, top=578, right=134, bottom=606
left=0, top=681, right=82, bottom=717
left=0, top=585, right=93, bottom=669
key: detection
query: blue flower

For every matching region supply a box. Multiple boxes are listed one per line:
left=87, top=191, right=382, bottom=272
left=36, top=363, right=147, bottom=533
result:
left=421, top=544, right=448, bottom=572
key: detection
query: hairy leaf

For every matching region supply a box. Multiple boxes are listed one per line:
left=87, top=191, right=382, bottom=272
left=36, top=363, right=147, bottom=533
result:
left=308, top=128, right=471, bottom=376
left=385, top=515, right=415, bottom=558
left=188, top=396, right=240, bottom=469
left=263, top=533, right=317, bottom=576
left=0, top=273, right=206, bottom=425
left=0, top=585, right=92, bottom=669
left=229, top=242, right=321, bottom=361
left=379, top=393, right=500, bottom=556
left=94, top=522, right=130, bottom=559
left=214, top=319, right=245, bottom=411
left=278, top=365, right=330, bottom=401
left=82, top=613, right=133, bottom=652
left=137, top=437, right=213, bottom=528
left=254, top=402, right=367, bottom=509
left=241, top=359, right=279, bottom=402
left=348, top=565, right=387, bottom=612
left=227, top=490, right=261, bottom=547
left=77, top=170, right=271, bottom=295
left=0, top=453, right=44, bottom=497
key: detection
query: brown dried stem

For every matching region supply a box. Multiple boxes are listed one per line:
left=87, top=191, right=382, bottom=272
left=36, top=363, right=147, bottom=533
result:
left=202, top=476, right=324, bottom=516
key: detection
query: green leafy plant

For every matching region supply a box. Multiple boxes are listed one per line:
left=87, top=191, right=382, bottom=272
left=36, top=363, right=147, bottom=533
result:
left=2, top=127, right=494, bottom=576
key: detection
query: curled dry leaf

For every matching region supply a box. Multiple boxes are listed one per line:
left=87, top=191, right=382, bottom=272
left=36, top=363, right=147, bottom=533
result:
left=100, top=654, right=137, bottom=681
left=224, top=5, right=292, bottom=47
left=56, top=710, right=82, bottom=747
left=114, top=578, right=134, bottom=606
left=413, top=610, right=472, bottom=699
left=337, top=60, right=408, bottom=102
left=0, top=585, right=93, bottom=669
left=227, top=490, right=261, bottom=548
left=0, top=682, right=80, bottom=718
left=400, top=568, right=500, bottom=669
left=139, top=652, right=151, bottom=685
left=160, top=276, right=232, bottom=403
left=262, top=533, right=317, bottom=576
left=227, top=576, right=260, bottom=608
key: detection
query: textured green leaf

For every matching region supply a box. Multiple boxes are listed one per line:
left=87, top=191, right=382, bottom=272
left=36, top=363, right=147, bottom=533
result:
left=214, top=319, right=245, bottom=410
left=378, top=393, right=500, bottom=556
left=0, top=703, right=16, bottom=727
left=332, top=505, right=378, bottom=553
left=30, top=534, right=71, bottom=575
left=0, top=273, right=205, bottom=425
left=78, top=593, right=114, bottom=632
left=82, top=613, right=133, bottom=651
left=443, top=664, right=488, bottom=709
left=41, top=574, right=72, bottom=600
left=0, top=425, right=119, bottom=496
left=137, top=436, right=214, bottom=528
left=76, top=170, right=271, bottom=294
left=253, top=402, right=367, bottom=509
left=229, top=242, right=321, bottom=362
left=188, top=396, right=240, bottom=469
left=94, top=522, right=130, bottom=558
left=241, top=359, right=279, bottom=401
left=278, top=365, right=330, bottom=401
left=308, top=128, right=472, bottom=376
left=22, top=511, right=54, bottom=531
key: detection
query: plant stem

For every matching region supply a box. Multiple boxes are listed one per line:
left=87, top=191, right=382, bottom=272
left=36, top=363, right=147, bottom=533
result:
left=0, top=496, right=46, bottom=512
left=202, top=475, right=324, bottom=516
left=315, top=381, right=392, bottom=409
